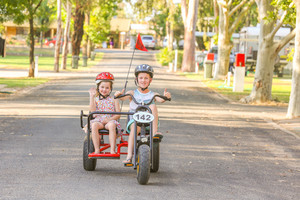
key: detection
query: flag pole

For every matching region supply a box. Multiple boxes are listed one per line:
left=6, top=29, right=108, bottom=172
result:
left=120, top=33, right=146, bottom=112
left=120, top=46, right=136, bottom=112
left=123, top=47, right=136, bottom=93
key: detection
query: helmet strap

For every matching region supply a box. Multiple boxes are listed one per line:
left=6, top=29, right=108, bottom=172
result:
left=135, top=78, right=150, bottom=91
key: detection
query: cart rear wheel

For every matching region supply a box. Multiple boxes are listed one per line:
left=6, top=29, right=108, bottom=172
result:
left=83, top=135, right=97, bottom=171
left=151, top=142, right=160, bottom=172
left=137, top=144, right=150, bottom=185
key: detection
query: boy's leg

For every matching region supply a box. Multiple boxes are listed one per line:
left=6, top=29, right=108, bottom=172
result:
left=91, top=122, right=104, bottom=154
left=105, top=121, right=117, bottom=154
left=149, top=104, right=161, bottom=135
left=124, top=123, right=140, bottom=163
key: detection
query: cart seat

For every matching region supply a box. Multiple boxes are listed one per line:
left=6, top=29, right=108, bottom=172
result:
left=98, top=129, right=109, bottom=134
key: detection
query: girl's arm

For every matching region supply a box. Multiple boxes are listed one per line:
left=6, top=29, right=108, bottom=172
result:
left=89, top=88, right=97, bottom=112
left=112, top=99, right=121, bottom=120
left=114, top=89, right=133, bottom=101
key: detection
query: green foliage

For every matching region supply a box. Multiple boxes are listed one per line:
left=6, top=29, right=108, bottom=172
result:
left=35, top=0, right=56, bottom=34
left=1, top=0, right=42, bottom=24
left=157, top=48, right=174, bottom=66
left=0, top=24, right=4, bottom=34
left=287, top=48, right=295, bottom=62
left=157, top=48, right=184, bottom=69
left=266, top=0, right=296, bottom=28
left=87, top=0, right=120, bottom=44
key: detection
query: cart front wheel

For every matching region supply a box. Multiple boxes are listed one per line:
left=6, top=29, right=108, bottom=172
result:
left=151, top=142, right=160, bottom=172
left=137, top=144, right=150, bottom=185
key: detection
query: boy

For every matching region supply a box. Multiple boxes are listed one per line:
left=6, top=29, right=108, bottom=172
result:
left=114, top=64, right=171, bottom=164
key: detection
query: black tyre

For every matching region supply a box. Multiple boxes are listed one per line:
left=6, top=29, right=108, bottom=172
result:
left=137, top=144, right=150, bottom=185
left=151, top=142, right=160, bottom=172
left=83, top=135, right=97, bottom=171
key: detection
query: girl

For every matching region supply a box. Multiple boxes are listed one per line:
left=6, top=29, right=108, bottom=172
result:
left=115, top=64, right=171, bottom=164
left=89, top=72, right=121, bottom=155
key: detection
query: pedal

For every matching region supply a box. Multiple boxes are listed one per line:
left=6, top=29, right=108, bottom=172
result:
left=124, top=163, right=133, bottom=167
left=153, top=137, right=162, bottom=143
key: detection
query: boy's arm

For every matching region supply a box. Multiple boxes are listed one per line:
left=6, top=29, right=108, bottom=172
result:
left=155, top=88, right=171, bottom=103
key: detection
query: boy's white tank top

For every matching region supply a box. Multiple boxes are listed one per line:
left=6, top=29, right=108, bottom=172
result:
left=129, top=89, right=155, bottom=112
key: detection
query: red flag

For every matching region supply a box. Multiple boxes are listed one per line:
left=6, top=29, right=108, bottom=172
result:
left=135, top=33, right=148, bottom=52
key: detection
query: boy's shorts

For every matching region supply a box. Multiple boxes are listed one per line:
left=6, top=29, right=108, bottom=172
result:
left=126, top=119, right=159, bottom=133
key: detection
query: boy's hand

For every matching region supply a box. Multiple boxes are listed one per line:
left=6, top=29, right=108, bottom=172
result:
left=164, top=88, right=171, bottom=99
left=89, top=87, right=97, bottom=97
left=114, top=89, right=125, bottom=97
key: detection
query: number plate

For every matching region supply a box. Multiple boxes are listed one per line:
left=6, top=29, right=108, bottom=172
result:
left=133, top=112, right=154, bottom=123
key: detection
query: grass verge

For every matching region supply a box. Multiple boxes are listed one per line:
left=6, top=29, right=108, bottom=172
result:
left=181, top=71, right=291, bottom=103
left=0, top=78, right=49, bottom=88
left=0, top=53, right=103, bottom=71
left=0, top=52, right=103, bottom=91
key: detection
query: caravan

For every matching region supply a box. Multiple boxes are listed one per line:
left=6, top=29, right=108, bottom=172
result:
left=238, top=25, right=291, bottom=60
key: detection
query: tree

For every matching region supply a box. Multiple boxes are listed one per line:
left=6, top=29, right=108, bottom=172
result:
left=287, top=0, right=299, bottom=118
left=72, top=0, right=85, bottom=57
left=196, top=0, right=215, bottom=50
left=35, top=0, right=56, bottom=48
left=54, top=0, right=62, bottom=72
left=242, top=0, right=296, bottom=103
left=87, top=0, right=119, bottom=46
left=214, top=0, right=255, bottom=79
left=61, top=0, right=72, bottom=70
left=1, top=0, right=43, bottom=77
left=181, top=0, right=199, bottom=72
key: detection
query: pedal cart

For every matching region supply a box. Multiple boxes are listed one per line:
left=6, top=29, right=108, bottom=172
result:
left=80, top=93, right=171, bottom=185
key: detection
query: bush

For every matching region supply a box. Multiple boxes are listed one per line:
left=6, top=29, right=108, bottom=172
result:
left=157, top=48, right=184, bottom=70
left=157, top=48, right=174, bottom=66
left=176, top=50, right=183, bottom=70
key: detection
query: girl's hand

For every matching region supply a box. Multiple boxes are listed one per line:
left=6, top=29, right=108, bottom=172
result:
left=114, top=89, right=125, bottom=97
left=89, top=87, right=97, bottom=97
left=164, top=88, right=171, bottom=99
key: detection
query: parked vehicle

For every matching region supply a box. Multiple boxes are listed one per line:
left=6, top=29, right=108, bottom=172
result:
left=44, top=37, right=56, bottom=47
left=44, top=37, right=63, bottom=48
left=163, top=37, right=177, bottom=49
left=141, top=35, right=156, bottom=50
left=178, top=40, right=184, bottom=49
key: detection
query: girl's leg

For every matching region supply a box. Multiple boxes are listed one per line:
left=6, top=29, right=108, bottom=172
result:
left=91, top=122, right=104, bottom=154
left=105, top=121, right=117, bottom=154
left=123, top=124, right=140, bottom=163
left=149, top=104, right=160, bottom=135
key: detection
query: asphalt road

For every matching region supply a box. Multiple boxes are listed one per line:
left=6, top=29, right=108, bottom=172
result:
left=0, top=49, right=299, bottom=200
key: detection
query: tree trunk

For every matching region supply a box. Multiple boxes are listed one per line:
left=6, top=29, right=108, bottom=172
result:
left=214, top=3, right=232, bottom=79
left=82, top=12, right=89, bottom=60
left=61, top=0, right=71, bottom=70
left=243, top=0, right=276, bottom=103
left=28, top=17, right=35, bottom=78
left=54, top=0, right=62, bottom=72
left=181, top=0, right=199, bottom=72
left=168, top=1, right=175, bottom=51
left=213, top=0, right=219, bottom=34
left=287, top=0, right=300, bottom=118
left=72, top=2, right=84, bottom=56
left=40, top=31, right=43, bottom=48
